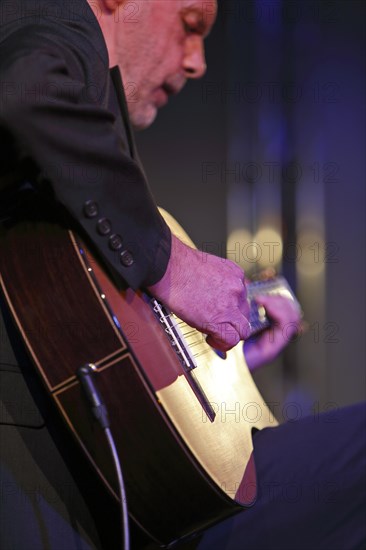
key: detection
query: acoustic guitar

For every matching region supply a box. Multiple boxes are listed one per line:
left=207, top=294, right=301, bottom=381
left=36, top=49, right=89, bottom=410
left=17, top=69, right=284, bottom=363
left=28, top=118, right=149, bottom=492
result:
left=0, top=207, right=297, bottom=546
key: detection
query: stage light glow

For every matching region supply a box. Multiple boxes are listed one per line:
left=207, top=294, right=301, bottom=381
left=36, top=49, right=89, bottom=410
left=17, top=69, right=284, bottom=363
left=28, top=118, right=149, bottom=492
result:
left=254, top=227, right=283, bottom=269
left=296, top=230, right=326, bottom=277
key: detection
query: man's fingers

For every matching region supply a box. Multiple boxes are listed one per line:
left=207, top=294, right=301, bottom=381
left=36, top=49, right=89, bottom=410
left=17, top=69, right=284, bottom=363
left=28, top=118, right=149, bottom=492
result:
left=256, top=294, right=302, bottom=324
left=206, top=335, right=233, bottom=352
left=205, top=316, right=251, bottom=351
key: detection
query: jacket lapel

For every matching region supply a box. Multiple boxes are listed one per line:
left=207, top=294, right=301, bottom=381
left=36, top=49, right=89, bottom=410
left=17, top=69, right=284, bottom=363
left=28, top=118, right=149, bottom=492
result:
left=109, top=66, right=137, bottom=160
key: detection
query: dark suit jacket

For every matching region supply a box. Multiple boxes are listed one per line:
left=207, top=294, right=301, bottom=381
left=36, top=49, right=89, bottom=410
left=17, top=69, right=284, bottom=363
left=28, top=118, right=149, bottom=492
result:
left=0, top=3, right=170, bottom=547
left=0, top=0, right=171, bottom=289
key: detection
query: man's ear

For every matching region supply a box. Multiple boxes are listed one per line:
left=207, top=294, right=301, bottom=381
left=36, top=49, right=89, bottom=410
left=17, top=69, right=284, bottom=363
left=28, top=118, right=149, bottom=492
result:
left=102, top=0, right=125, bottom=12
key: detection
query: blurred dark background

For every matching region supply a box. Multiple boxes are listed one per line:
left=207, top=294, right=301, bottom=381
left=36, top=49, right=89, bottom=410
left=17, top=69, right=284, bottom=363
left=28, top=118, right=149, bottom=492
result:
left=136, top=0, right=365, bottom=419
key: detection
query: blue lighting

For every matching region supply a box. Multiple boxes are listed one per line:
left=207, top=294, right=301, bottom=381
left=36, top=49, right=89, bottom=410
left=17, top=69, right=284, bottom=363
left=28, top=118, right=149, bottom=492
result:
left=113, top=315, right=121, bottom=329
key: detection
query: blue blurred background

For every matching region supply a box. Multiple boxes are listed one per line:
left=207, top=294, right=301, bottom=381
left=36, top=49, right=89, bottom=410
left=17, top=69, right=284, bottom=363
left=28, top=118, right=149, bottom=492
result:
left=136, top=0, right=365, bottom=420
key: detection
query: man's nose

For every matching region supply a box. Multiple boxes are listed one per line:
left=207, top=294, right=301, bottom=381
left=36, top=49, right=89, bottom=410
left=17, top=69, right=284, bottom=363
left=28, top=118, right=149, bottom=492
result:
left=183, top=36, right=207, bottom=79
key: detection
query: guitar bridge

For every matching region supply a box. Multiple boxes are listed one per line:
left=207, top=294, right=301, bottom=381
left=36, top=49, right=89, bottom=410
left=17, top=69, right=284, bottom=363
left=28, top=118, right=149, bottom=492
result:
left=151, top=299, right=197, bottom=372
left=151, top=299, right=216, bottom=422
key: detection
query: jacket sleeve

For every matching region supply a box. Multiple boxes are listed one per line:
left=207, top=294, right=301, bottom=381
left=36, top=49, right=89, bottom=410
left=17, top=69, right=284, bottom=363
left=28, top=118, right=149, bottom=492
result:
left=0, top=31, right=171, bottom=289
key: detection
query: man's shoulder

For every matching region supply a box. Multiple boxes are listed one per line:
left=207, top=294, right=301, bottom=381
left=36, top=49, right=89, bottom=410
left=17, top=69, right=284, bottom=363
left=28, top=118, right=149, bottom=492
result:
left=0, top=0, right=108, bottom=69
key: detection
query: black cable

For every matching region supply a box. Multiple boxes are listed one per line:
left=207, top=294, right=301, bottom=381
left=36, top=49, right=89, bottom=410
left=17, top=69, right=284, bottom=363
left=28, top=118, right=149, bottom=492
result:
left=77, top=364, right=130, bottom=550
left=104, top=426, right=130, bottom=550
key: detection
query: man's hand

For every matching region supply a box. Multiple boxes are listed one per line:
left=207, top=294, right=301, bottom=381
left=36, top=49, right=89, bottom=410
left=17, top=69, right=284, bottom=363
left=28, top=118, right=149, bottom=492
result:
left=147, top=234, right=251, bottom=352
left=244, top=293, right=303, bottom=372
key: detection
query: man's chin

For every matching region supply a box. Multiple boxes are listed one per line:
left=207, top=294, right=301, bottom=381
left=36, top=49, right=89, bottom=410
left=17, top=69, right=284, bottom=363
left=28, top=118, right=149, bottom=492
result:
left=129, top=104, right=158, bottom=131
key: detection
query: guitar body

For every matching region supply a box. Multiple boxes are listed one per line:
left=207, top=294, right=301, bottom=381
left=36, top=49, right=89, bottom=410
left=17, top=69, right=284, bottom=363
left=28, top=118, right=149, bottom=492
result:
left=0, top=209, right=277, bottom=546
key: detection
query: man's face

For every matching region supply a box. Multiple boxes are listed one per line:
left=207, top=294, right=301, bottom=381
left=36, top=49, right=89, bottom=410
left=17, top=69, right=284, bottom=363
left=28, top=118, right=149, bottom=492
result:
left=114, top=0, right=217, bottom=129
